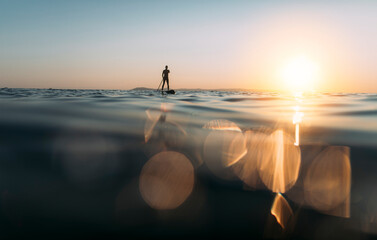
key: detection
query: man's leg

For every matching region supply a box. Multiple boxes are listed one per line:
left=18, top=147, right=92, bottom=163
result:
left=161, top=80, right=165, bottom=91
left=167, top=79, right=170, bottom=91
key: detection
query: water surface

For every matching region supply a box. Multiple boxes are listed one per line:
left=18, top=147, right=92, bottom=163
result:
left=0, top=88, right=376, bottom=239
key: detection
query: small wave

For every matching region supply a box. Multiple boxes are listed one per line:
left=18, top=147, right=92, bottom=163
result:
left=322, top=93, right=348, bottom=97
left=335, top=109, right=377, bottom=116
left=223, top=97, right=282, bottom=102
left=178, top=98, right=207, bottom=102
left=361, top=96, right=377, bottom=102
left=315, top=103, right=355, bottom=107
left=181, top=104, right=237, bottom=113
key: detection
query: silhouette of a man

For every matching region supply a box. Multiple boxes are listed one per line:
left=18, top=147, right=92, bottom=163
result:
left=161, top=65, right=170, bottom=91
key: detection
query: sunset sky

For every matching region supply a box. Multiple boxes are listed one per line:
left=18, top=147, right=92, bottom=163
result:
left=1, top=0, right=376, bottom=92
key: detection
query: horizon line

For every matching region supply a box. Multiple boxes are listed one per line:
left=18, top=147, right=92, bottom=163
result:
left=1, top=86, right=375, bottom=94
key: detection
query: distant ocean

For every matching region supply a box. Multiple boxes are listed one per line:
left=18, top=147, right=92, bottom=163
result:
left=0, top=88, right=376, bottom=238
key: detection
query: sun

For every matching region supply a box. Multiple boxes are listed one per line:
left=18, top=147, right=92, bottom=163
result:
left=280, top=55, right=320, bottom=92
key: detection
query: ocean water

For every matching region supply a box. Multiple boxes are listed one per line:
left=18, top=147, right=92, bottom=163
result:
left=0, top=88, right=376, bottom=239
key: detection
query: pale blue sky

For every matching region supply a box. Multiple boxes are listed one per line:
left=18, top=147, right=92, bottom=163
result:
left=1, top=0, right=376, bottom=92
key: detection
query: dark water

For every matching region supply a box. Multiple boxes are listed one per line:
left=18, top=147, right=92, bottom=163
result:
left=0, top=88, right=376, bottom=239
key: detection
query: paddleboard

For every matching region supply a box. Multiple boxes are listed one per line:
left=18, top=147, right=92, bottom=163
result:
left=161, top=90, right=175, bottom=94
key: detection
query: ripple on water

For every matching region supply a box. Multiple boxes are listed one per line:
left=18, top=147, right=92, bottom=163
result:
left=223, top=97, right=283, bottom=102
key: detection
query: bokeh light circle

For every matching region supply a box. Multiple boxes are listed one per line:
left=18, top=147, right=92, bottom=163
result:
left=139, top=151, right=195, bottom=210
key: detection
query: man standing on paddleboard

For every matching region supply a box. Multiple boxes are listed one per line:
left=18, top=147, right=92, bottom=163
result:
left=161, top=65, right=170, bottom=91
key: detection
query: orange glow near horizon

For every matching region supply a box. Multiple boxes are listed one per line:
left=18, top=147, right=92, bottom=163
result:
left=237, top=4, right=377, bottom=93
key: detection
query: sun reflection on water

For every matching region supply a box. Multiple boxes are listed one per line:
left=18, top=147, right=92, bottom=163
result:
left=271, top=193, right=293, bottom=229
left=137, top=95, right=355, bottom=236
left=293, top=92, right=304, bottom=146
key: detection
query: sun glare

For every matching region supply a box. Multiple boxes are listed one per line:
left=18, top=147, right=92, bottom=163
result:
left=280, top=56, right=320, bottom=92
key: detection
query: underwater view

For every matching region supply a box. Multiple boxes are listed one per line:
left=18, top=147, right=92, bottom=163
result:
left=0, top=88, right=376, bottom=239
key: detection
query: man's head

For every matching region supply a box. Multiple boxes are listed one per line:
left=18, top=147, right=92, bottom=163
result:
left=165, top=65, right=168, bottom=69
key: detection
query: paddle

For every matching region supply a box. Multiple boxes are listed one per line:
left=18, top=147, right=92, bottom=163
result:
left=157, top=79, right=163, bottom=91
